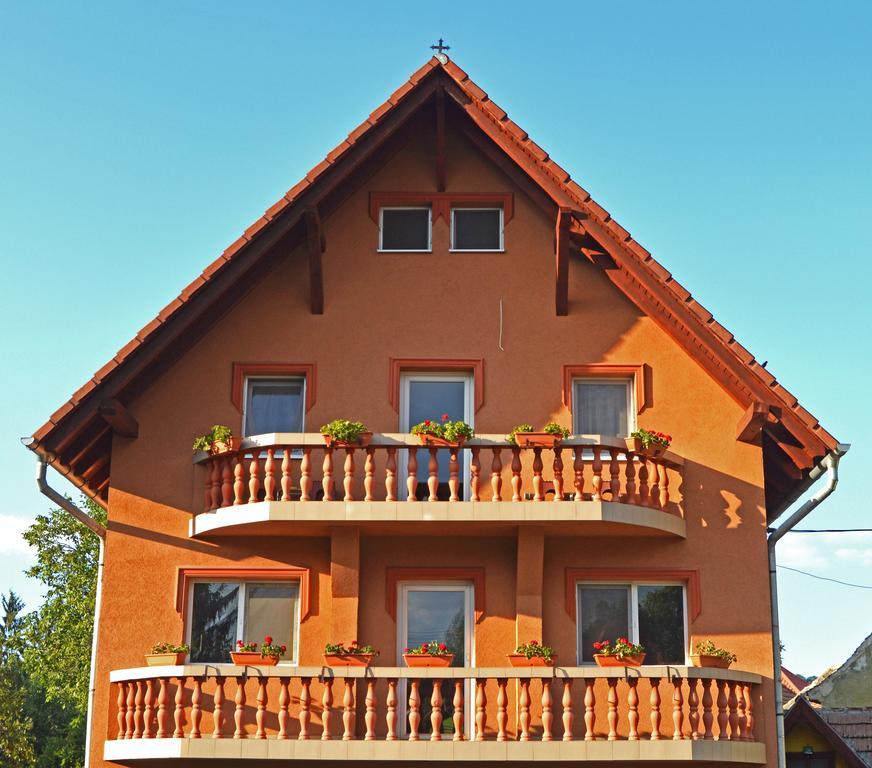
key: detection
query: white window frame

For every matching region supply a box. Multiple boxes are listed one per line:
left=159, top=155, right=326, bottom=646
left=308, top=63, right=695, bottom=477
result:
left=378, top=206, right=432, bottom=252
left=449, top=207, right=504, bottom=252
left=186, top=578, right=302, bottom=665
left=242, top=375, right=307, bottom=437
left=575, top=581, right=688, bottom=665
left=571, top=377, right=635, bottom=437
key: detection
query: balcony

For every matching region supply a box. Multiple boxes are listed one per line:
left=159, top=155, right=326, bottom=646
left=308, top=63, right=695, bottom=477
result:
left=191, top=434, right=685, bottom=538
left=105, top=664, right=763, bottom=764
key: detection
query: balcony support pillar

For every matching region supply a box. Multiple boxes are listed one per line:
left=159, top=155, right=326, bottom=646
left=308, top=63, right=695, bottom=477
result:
left=515, top=526, right=544, bottom=644
left=330, top=527, right=360, bottom=643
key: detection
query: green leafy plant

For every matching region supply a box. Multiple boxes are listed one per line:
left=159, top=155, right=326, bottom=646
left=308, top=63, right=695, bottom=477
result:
left=403, top=641, right=452, bottom=656
left=630, top=428, right=671, bottom=449
left=150, top=642, right=190, bottom=655
left=192, top=425, right=233, bottom=452
left=514, top=639, right=554, bottom=661
left=507, top=422, right=570, bottom=444
left=236, top=636, right=286, bottom=659
left=543, top=422, right=571, bottom=438
left=325, top=640, right=378, bottom=656
left=320, top=419, right=368, bottom=443
left=592, top=637, right=645, bottom=658
left=506, top=424, right=534, bottom=445
left=411, top=413, right=474, bottom=442
left=694, top=640, right=737, bottom=663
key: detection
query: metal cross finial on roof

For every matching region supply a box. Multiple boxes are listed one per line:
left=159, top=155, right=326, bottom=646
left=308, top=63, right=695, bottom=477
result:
left=431, top=38, right=450, bottom=55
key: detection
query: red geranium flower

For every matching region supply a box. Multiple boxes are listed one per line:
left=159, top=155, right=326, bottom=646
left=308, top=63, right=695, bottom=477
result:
left=441, top=413, right=449, bottom=421
left=264, top=635, right=273, bottom=645
left=237, top=640, right=243, bottom=647
left=438, top=643, right=447, bottom=651
left=281, top=645, right=287, bottom=653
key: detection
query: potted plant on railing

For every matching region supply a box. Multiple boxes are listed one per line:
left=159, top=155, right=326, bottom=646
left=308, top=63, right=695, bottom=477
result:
left=629, top=428, right=671, bottom=458
left=507, top=422, right=571, bottom=448
left=411, top=413, right=474, bottom=447
left=192, top=425, right=242, bottom=455
left=592, top=637, right=646, bottom=667
left=507, top=639, right=556, bottom=667
left=403, top=640, right=454, bottom=668
left=323, top=640, right=379, bottom=667
left=690, top=639, right=737, bottom=669
left=230, top=636, right=286, bottom=666
left=320, top=419, right=372, bottom=448
left=146, top=642, right=190, bottom=666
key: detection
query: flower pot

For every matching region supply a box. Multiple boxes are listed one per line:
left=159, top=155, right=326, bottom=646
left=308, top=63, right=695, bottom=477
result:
left=690, top=653, right=732, bottom=669
left=145, top=652, right=187, bottom=666
left=417, top=434, right=465, bottom=448
left=403, top=653, right=454, bottom=668
left=630, top=437, right=667, bottom=459
left=322, top=432, right=372, bottom=448
left=512, top=432, right=562, bottom=448
left=323, top=653, right=376, bottom=667
left=230, top=652, right=279, bottom=666
left=212, top=437, right=243, bottom=455
left=594, top=653, right=646, bottom=668
left=507, top=654, right=555, bottom=667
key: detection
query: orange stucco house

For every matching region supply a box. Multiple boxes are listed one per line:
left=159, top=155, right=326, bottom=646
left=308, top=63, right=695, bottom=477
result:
left=27, top=55, right=845, bottom=768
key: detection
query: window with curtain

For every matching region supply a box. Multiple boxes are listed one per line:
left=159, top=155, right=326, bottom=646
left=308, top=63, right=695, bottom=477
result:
left=189, top=580, right=299, bottom=663
left=379, top=207, right=432, bottom=251
left=572, top=378, right=633, bottom=435
left=243, top=377, right=305, bottom=436
left=450, top=208, right=503, bottom=251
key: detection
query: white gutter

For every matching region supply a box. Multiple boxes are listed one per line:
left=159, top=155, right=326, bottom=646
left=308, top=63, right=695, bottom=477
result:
left=767, top=443, right=849, bottom=768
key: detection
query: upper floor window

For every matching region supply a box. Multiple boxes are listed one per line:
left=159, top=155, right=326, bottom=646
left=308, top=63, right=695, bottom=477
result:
left=188, top=579, right=300, bottom=663
left=379, top=207, right=432, bottom=252
left=450, top=207, right=503, bottom=251
left=572, top=378, right=633, bottom=436
left=576, top=582, right=686, bottom=665
left=243, top=377, right=305, bottom=436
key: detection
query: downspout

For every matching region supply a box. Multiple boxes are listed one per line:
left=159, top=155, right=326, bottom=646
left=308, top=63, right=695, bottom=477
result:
left=34, top=456, right=107, bottom=768
left=767, top=443, right=849, bottom=768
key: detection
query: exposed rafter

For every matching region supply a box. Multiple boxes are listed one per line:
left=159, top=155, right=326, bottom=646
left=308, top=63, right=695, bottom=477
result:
left=304, top=207, right=325, bottom=315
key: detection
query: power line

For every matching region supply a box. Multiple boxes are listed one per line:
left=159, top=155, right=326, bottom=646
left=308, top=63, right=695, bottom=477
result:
left=786, top=528, right=872, bottom=533
left=777, top=565, right=872, bottom=590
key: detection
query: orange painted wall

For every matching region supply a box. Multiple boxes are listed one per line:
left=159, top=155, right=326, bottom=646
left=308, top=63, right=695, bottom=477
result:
left=88, top=108, right=774, bottom=766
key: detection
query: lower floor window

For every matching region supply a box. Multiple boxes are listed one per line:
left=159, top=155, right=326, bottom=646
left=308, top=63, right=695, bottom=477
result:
left=189, top=580, right=300, bottom=663
left=576, top=583, right=686, bottom=664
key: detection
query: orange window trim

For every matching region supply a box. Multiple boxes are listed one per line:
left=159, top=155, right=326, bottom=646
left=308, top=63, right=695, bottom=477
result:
left=176, top=567, right=311, bottom=624
left=388, top=358, right=485, bottom=413
left=230, top=362, right=317, bottom=413
left=369, top=191, right=514, bottom=225
left=385, top=567, right=485, bottom=623
left=562, top=364, right=647, bottom=414
left=564, top=567, right=701, bottom=621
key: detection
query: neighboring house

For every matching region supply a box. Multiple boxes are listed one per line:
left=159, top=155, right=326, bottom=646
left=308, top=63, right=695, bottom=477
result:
left=26, top=54, right=845, bottom=768
left=783, top=667, right=811, bottom=703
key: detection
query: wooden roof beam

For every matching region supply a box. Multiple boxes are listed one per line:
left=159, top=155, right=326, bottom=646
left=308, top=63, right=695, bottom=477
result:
left=304, top=207, right=325, bottom=315
left=555, top=207, right=571, bottom=315
left=99, top=399, right=138, bottom=438
left=435, top=86, right=446, bottom=192
left=737, top=401, right=781, bottom=444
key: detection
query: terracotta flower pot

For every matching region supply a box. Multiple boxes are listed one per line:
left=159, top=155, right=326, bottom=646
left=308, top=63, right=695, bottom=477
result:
left=403, top=653, right=454, bottom=668
left=417, top=434, right=466, bottom=448
left=690, top=653, right=732, bottom=669
left=507, top=654, right=555, bottom=667
left=230, top=652, right=279, bottom=666
left=594, top=653, right=646, bottom=668
left=212, top=437, right=243, bottom=455
left=145, top=652, right=187, bottom=666
left=322, top=432, right=372, bottom=448
left=630, top=437, right=668, bottom=459
left=323, top=653, right=376, bottom=667
left=512, top=432, right=562, bottom=448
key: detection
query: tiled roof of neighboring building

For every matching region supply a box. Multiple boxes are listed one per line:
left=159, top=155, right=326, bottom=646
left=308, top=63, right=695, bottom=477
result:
left=820, top=709, right=872, bottom=767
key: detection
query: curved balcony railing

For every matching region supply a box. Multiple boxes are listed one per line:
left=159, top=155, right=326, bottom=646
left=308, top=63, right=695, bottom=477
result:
left=193, top=434, right=683, bottom=517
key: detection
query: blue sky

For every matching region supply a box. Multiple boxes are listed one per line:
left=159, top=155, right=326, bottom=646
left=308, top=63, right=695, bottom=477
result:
left=0, top=1, right=870, bottom=678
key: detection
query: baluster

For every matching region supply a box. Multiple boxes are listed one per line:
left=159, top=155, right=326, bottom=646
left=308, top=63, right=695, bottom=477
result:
left=365, top=680, right=377, bottom=741
left=406, top=448, right=418, bottom=501
left=607, top=678, right=618, bottom=741
left=583, top=679, right=595, bottom=741
left=672, top=677, right=684, bottom=740
left=116, top=682, right=128, bottom=739
left=157, top=677, right=170, bottom=738
left=532, top=447, right=544, bottom=501
left=470, top=447, right=481, bottom=501
left=448, top=448, right=460, bottom=502
left=453, top=680, right=464, bottom=741
left=222, top=458, right=233, bottom=507
left=278, top=678, right=290, bottom=739
left=727, top=682, right=739, bottom=741
left=553, top=447, right=564, bottom=501
left=716, top=680, right=728, bottom=740
left=134, top=681, right=145, bottom=738
left=264, top=448, right=276, bottom=501
left=573, top=447, right=585, bottom=501
left=661, top=465, right=670, bottom=509
left=542, top=679, right=554, bottom=741
left=637, top=458, right=649, bottom=506
left=300, top=448, right=312, bottom=501
left=649, top=462, right=661, bottom=508
left=191, top=678, right=202, bottom=738
left=490, top=448, right=502, bottom=501
left=256, top=677, right=268, bottom=739
left=343, top=678, right=355, bottom=741
left=427, top=448, right=439, bottom=502
left=210, top=460, right=221, bottom=510
left=744, top=685, right=754, bottom=741
left=125, top=680, right=135, bottom=738
left=650, top=678, right=661, bottom=740
left=321, top=678, right=333, bottom=740
left=562, top=679, right=574, bottom=741
left=519, top=679, right=531, bottom=741
left=591, top=447, right=603, bottom=500
left=496, top=678, right=508, bottom=741
left=204, top=465, right=213, bottom=511
left=322, top=449, right=334, bottom=501
left=475, top=679, right=487, bottom=741
left=386, top=679, right=398, bottom=740
left=608, top=448, right=621, bottom=500
left=627, top=677, right=639, bottom=740
left=430, top=680, right=443, bottom=740
left=408, top=679, right=421, bottom=741
left=625, top=454, right=637, bottom=504
left=298, top=677, right=311, bottom=740
left=142, top=679, right=153, bottom=737
left=737, top=683, right=747, bottom=741
left=386, top=448, right=397, bottom=501
left=364, top=447, right=375, bottom=501
left=343, top=449, right=355, bottom=502
left=233, top=455, right=245, bottom=504
left=213, top=677, right=225, bottom=738
left=234, top=676, right=247, bottom=739
left=249, top=454, right=261, bottom=503
left=702, top=678, right=714, bottom=739
left=688, top=679, right=700, bottom=740
left=511, top=447, right=523, bottom=501
left=281, top=449, right=291, bottom=501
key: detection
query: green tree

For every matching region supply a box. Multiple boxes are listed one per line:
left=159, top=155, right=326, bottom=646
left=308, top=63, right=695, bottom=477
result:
left=0, top=590, right=36, bottom=766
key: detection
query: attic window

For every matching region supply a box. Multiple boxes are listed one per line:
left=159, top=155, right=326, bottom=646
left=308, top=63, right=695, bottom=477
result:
left=379, top=207, right=431, bottom=252
left=451, top=208, right=503, bottom=251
